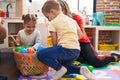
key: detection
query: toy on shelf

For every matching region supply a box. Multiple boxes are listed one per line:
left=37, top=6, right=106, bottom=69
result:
left=105, top=10, right=120, bottom=25
left=92, top=12, right=105, bottom=26
left=99, top=42, right=118, bottom=51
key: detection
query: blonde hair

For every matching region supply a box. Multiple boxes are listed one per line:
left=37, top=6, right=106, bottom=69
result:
left=22, top=14, right=37, bottom=24
left=57, top=0, right=72, bottom=17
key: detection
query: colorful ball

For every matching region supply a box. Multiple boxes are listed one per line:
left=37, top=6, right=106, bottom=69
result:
left=88, top=65, right=94, bottom=72
left=27, top=48, right=35, bottom=54
left=15, top=46, right=22, bottom=52
left=37, top=45, right=44, bottom=51
left=20, top=48, right=28, bottom=54
left=24, top=45, right=30, bottom=49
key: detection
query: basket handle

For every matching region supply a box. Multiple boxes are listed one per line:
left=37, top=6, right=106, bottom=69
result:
left=9, top=35, right=20, bottom=46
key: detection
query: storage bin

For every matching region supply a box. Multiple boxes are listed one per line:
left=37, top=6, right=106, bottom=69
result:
left=13, top=49, right=49, bottom=76
left=98, top=44, right=118, bottom=51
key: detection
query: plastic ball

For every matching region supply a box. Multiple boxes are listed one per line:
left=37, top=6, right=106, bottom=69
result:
left=88, top=65, right=94, bottom=72
left=27, top=48, right=35, bottom=54
left=20, top=48, right=28, bottom=54
left=15, top=46, right=22, bottom=52
left=37, top=45, right=44, bottom=51
left=24, top=45, right=30, bottom=49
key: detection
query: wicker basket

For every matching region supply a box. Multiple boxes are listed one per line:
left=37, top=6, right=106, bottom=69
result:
left=13, top=49, right=48, bottom=76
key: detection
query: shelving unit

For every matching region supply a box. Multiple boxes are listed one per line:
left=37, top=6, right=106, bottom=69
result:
left=85, top=26, right=120, bottom=52
left=0, top=18, right=23, bottom=48
left=0, top=18, right=120, bottom=52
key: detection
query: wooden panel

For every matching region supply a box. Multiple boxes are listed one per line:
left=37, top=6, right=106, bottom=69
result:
left=16, top=0, right=23, bottom=17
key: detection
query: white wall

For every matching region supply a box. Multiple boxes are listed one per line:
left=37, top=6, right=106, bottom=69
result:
left=0, top=2, right=15, bottom=18
left=65, top=0, right=94, bottom=17
left=28, top=0, right=46, bottom=18
left=78, top=0, right=94, bottom=16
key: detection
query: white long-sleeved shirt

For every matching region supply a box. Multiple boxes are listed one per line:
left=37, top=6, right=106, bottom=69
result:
left=19, top=29, right=41, bottom=49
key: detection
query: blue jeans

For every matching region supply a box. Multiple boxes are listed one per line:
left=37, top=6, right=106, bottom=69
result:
left=36, top=46, right=80, bottom=74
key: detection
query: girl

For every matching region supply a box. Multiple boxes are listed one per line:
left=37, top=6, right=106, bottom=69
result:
left=15, top=14, right=41, bottom=50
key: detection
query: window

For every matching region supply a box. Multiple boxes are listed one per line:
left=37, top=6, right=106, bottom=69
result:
left=65, top=0, right=95, bottom=16
left=30, top=0, right=96, bottom=17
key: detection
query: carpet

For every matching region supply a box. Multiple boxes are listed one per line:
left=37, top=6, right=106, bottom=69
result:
left=93, top=62, right=120, bottom=80
left=18, top=62, right=120, bottom=80
left=61, top=62, right=120, bottom=80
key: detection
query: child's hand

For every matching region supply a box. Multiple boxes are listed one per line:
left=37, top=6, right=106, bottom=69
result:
left=28, top=47, right=36, bottom=51
left=15, top=42, right=20, bottom=47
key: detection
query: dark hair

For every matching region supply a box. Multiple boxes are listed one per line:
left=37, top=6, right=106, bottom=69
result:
left=42, top=0, right=60, bottom=13
left=22, top=14, right=37, bottom=24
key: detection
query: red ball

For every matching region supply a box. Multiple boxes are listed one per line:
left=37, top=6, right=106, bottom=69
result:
left=27, top=49, right=35, bottom=54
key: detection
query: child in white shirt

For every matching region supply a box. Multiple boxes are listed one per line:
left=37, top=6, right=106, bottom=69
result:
left=16, top=14, right=41, bottom=50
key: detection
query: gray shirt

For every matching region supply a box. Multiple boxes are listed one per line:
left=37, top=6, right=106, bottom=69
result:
left=19, top=29, right=41, bottom=49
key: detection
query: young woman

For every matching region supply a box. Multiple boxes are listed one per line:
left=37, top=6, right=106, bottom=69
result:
left=57, top=0, right=120, bottom=68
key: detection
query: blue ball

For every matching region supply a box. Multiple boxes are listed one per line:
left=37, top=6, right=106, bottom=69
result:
left=37, top=45, right=44, bottom=51
left=20, top=48, right=28, bottom=54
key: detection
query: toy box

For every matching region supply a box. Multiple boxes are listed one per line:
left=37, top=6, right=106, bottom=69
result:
left=98, top=44, right=118, bottom=51
left=13, top=48, right=48, bottom=76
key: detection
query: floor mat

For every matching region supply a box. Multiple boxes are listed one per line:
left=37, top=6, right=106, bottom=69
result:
left=61, top=62, right=120, bottom=80
left=18, top=62, right=120, bottom=80
left=93, top=62, right=120, bottom=80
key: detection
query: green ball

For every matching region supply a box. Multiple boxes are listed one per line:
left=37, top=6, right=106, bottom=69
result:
left=24, top=45, right=30, bottom=49
left=88, top=65, right=94, bottom=72
left=15, top=46, right=22, bottom=52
